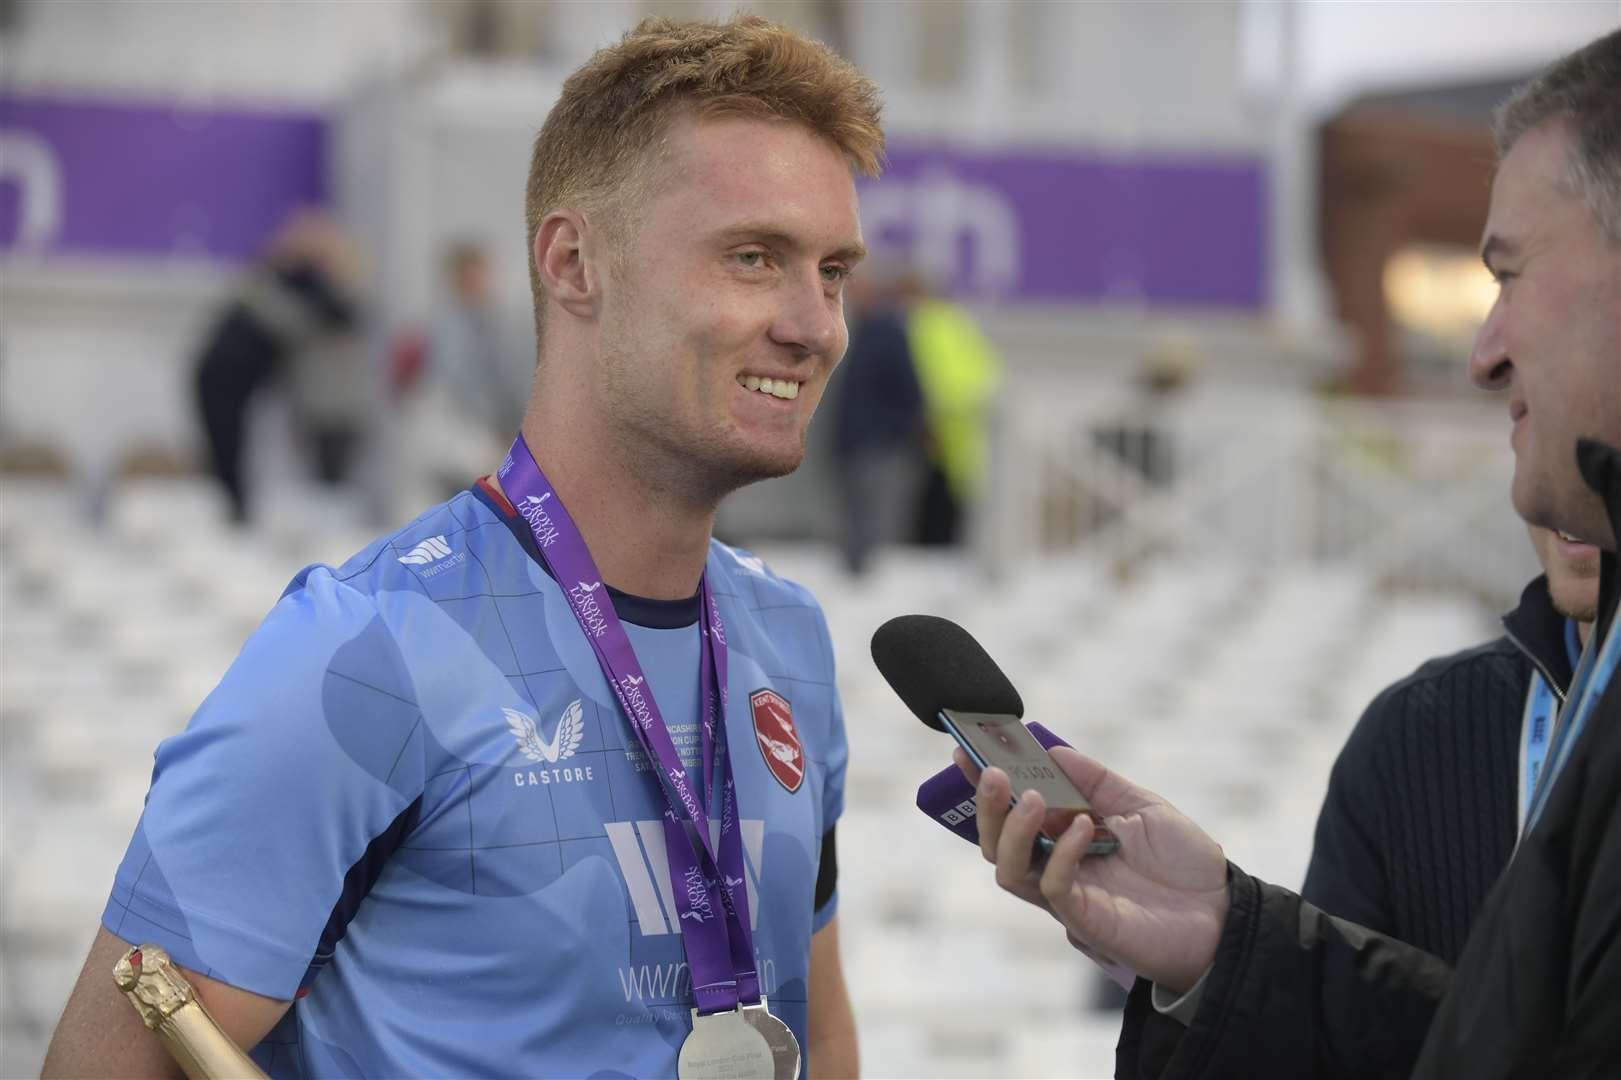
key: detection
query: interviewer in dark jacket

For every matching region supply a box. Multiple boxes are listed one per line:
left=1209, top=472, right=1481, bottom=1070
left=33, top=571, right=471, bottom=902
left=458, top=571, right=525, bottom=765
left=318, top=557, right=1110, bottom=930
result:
left=1302, top=524, right=1598, bottom=966
left=960, top=29, right=1621, bottom=1079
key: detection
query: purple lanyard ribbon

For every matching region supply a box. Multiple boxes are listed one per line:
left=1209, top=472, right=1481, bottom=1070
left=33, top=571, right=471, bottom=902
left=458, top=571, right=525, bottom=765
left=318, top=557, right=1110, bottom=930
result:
left=499, top=434, right=758, bottom=1013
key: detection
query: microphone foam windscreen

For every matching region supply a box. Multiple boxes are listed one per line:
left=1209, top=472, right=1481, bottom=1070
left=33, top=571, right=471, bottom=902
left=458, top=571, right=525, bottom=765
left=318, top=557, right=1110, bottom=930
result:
left=870, top=614, right=1024, bottom=730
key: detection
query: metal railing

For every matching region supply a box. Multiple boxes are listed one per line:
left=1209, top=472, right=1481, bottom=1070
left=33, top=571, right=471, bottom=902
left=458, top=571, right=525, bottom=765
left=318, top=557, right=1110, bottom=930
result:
left=977, top=382, right=1536, bottom=610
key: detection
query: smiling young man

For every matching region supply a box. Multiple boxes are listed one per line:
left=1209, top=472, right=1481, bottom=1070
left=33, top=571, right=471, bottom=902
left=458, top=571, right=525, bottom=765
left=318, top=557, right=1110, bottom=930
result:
left=45, top=16, right=878, bottom=1079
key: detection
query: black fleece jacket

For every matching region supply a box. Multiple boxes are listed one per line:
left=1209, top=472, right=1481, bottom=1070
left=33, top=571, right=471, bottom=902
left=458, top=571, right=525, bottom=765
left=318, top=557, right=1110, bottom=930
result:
left=1117, top=438, right=1621, bottom=1079
left=1300, top=574, right=1577, bottom=965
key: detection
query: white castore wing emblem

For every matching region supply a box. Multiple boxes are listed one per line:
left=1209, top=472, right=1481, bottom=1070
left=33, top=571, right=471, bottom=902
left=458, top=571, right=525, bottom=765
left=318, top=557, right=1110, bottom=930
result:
left=505, top=700, right=585, bottom=764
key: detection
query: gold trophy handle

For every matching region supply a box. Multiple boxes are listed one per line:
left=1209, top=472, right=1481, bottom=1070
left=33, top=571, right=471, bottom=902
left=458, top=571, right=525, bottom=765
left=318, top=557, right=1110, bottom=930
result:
left=113, top=944, right=270, bottom=1080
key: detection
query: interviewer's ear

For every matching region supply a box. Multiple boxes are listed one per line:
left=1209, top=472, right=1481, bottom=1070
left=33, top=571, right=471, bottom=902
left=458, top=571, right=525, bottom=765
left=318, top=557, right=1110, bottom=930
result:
left=533, top=209, right=598, bottom=318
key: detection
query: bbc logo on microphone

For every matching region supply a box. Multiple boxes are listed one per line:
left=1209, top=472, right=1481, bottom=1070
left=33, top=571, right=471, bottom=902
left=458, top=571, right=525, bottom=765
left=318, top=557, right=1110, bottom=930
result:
left=940, top=799, right=977, bottom=826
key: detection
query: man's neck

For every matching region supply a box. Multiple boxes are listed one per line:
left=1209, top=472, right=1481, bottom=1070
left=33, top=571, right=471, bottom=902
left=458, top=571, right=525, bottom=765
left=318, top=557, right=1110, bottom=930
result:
left=496, top=417, right=717, bottom=601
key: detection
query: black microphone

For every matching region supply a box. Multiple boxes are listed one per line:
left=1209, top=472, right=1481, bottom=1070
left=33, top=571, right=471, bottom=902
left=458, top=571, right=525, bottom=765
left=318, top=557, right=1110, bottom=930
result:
left=869, top=614, right=1024, bottom=731
left=872, top=613, right=1119, bottom=857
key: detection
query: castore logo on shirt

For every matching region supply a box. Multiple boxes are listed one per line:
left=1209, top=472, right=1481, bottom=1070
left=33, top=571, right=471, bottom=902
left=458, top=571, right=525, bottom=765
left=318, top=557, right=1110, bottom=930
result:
left=507, top=701, right=596, bottom=785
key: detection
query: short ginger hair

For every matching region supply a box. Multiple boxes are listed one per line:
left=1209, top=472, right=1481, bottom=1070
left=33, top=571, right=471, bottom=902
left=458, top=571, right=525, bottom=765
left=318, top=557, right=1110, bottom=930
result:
left=524, top=14, right=885, bottom=344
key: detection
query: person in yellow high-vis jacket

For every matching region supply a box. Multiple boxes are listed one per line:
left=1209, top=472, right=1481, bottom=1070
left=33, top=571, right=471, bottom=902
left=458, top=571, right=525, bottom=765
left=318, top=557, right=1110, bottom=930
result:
left=905, top=293, right=1002, bottom=545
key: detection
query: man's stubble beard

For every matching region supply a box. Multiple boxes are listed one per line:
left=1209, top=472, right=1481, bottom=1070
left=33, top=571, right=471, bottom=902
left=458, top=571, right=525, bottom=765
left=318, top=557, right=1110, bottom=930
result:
left=1551, top=594, right=1599, bottom=626
left=1548, top=565, right=1600, bottom=626
left=596, top=342, right=810, bottom=511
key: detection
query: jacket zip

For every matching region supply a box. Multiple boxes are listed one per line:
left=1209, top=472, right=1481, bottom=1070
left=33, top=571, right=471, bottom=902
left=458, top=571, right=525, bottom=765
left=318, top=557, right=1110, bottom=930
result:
left=1501, top=625, right=1568, bottom=706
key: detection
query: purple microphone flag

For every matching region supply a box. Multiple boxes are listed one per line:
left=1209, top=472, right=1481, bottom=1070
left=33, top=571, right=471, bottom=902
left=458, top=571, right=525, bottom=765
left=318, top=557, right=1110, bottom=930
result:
left=917, top=721, right=1069, bottom=844
left=920, top=721, right=1138, bottom=991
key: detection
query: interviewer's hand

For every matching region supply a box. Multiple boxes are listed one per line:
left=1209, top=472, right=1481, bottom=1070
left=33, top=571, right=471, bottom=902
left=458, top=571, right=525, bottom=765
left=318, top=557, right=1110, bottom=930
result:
left=956, top=746, right=1229, bottom=994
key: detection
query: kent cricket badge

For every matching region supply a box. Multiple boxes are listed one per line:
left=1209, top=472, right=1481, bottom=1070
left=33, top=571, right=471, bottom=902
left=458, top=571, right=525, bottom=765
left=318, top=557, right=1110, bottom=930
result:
left=750, top=689, right=804, bottom=793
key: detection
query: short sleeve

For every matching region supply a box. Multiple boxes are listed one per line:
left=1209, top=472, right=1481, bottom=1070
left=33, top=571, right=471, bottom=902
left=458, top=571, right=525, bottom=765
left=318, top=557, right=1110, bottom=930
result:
left=812, top=614, right=848, bottom=932
left=101, top=569, right=425, bottom=999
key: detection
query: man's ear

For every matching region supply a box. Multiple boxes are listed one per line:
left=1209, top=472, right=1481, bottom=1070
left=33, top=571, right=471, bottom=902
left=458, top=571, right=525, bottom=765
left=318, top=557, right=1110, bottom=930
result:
left=533, top=209, right=598, bottom=319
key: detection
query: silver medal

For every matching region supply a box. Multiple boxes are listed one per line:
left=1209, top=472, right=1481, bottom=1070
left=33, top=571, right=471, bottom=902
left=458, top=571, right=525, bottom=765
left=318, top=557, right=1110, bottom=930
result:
left=678, top=1007, right=777, bottom=1080
left=741, top=996, right=800, bottom=1080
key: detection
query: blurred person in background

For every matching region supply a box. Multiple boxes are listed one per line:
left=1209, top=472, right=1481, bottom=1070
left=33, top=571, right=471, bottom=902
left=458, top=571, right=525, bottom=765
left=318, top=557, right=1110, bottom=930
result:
left=192, top=210, right=363, bottom=523
left=830, top=257, right=925, bottom=575
left=44, top=14, right=876, bottom=1079
left=396, top=241, right=533, bottom=504
left=962, top=29, right=1620, bottom=1077
left=1304, top=523, right=1599, bottom=965
left=904, top=276, right=1002, bottom=547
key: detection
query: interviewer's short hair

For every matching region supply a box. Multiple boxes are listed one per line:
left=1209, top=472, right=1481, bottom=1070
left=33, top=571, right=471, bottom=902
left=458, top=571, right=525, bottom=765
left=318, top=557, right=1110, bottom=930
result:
left=525, top=14, right=885, bottom=343
left=1494, top=28, right=1621, bottom=245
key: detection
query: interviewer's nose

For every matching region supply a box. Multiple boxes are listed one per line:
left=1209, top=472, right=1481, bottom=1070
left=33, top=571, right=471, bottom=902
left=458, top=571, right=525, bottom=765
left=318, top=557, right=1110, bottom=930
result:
left=1469, top=299, right=1512, bottom=391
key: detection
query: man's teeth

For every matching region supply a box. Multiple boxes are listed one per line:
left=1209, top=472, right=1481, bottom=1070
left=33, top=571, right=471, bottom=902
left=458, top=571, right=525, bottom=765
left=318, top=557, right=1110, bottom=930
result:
left=1557, top=531, right=1584, bottom=543
left=738, top=375, right=800, bottom=400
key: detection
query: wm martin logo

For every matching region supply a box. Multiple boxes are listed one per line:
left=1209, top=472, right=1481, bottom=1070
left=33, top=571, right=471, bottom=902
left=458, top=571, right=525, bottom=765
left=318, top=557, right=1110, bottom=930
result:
left=506, top=701, right=584, bottom=764
left=728, top=549, right=769, bottom=576
left=397, top=535, right=467, bottom=578
left=605, top=818, right=765, bottom=935
left=398, top=535, right=455, bottom=565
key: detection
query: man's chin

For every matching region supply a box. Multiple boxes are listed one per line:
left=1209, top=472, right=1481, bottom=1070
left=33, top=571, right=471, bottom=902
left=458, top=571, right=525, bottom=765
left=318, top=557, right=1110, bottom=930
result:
left=1515, top=474, right=1617, bottom=554
left=736, top=449, right=806, bottom=485
left=711, top=441, right=807, bottom=492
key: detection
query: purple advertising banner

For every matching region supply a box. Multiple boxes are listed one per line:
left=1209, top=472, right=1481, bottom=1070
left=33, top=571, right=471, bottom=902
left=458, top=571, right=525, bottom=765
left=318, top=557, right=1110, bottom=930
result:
left=860, top=144, right=1267, bottom=308
left=0, top=96, right=325, bottom=261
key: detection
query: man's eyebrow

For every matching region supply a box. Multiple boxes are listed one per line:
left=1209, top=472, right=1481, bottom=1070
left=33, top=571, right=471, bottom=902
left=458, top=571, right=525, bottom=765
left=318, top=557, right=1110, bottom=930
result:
left=715, top=224, right=866, bottom=264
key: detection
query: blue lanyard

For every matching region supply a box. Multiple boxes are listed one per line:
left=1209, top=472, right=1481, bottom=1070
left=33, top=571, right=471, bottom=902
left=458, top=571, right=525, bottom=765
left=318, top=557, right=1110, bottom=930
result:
left=1523, top=616, right=1619, bottom=836
left=1519, top=673, right=1557, bottom=829
left=1517, top=619, right=1583, bottom=828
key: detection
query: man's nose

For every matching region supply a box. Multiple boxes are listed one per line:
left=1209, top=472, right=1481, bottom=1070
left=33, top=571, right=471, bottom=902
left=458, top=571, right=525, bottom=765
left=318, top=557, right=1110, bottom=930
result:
left=770, top=273, right=842, bottom=359
left=1468, top=299, right=1512, bottom=391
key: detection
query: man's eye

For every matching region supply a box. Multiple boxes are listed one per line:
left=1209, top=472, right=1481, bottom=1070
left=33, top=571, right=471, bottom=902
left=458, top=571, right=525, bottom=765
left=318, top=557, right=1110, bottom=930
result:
left=820, top=264, right=848, bottom=283
left=736, top=252, right=765, bottom=268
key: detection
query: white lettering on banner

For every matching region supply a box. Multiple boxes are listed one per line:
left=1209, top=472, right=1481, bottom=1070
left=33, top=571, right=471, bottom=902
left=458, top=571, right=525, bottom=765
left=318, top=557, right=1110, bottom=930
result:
left=858, top=168, right=1021, bottom=297
left=0, top=131, right=64, bottom=252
